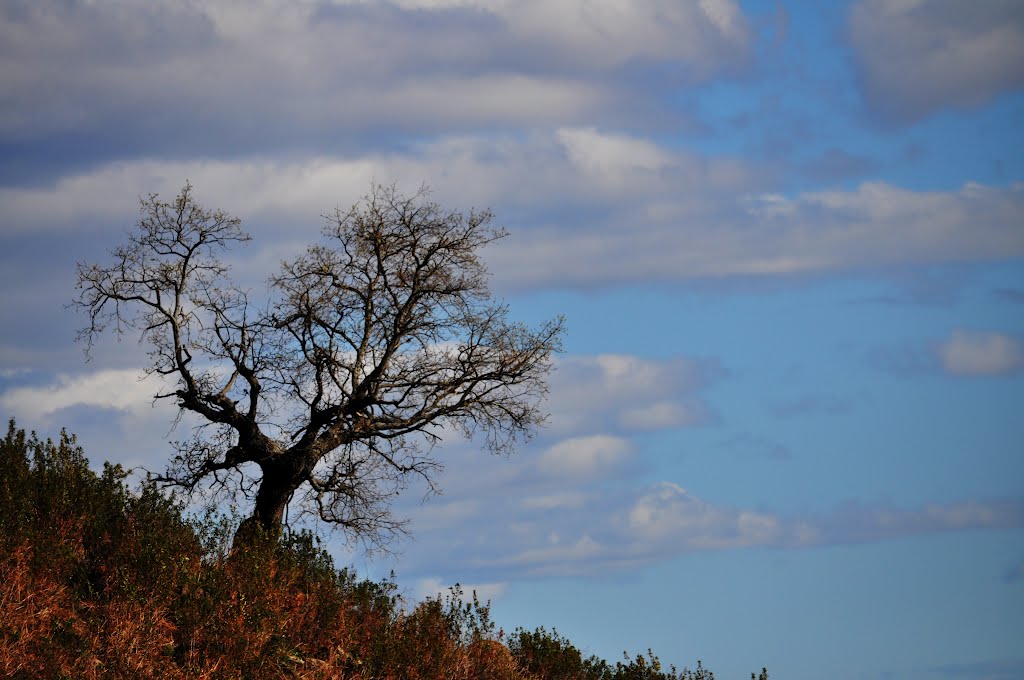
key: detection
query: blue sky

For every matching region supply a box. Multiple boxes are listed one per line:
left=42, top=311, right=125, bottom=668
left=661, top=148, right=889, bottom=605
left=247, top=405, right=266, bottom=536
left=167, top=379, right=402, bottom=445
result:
left=1, top=1, right=1023, bottom=678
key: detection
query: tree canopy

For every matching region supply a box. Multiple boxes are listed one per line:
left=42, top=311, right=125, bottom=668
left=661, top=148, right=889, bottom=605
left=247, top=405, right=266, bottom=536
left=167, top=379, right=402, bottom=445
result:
left=75, top=182, right=564, bottom=547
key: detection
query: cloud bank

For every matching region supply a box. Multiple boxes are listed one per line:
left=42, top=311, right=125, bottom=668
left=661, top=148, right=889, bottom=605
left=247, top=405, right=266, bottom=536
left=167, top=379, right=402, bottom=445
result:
left=398, top=463, right=1024, bottom=580
left=0, top=0, right=751, bottom=181
left=848, top=0, right=1024, bottom=124
left=3, top=133, right=1022, bottom=291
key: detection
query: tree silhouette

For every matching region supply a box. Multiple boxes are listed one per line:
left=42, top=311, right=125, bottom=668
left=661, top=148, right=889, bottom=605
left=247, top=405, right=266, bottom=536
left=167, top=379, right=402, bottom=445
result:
left=75, top=182, right=564, bottom=547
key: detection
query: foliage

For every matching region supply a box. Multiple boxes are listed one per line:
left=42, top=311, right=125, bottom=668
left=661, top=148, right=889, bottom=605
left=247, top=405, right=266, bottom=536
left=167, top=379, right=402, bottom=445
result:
left=0, top=419, right=765, bottom=679
left=509, top=627, right=728, bottom=680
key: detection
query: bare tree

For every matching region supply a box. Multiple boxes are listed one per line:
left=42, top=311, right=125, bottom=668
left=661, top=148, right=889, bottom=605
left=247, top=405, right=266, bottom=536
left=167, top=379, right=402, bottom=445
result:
left=75, top=182, right=564, bottom=547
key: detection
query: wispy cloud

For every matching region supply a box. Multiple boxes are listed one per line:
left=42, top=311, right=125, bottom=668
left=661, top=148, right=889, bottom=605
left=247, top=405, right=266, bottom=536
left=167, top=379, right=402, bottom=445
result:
left=992, top=288, right=1024, bottom=305
left=925, top=656, right=1024, bottom=680
left=767, top=393, right=852, bottom=419
left=393, top=434, right=1024, bottom=581
left=718, top=432, right=792, bottom=461
left=1002, top=559, right=1024, bottom=583
left=937, top=330, right=1024, bottom=376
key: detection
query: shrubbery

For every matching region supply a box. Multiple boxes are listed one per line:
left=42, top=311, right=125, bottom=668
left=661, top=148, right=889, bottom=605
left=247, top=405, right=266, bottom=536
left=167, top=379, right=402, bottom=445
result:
left=0, top=420, right=767, bottom=679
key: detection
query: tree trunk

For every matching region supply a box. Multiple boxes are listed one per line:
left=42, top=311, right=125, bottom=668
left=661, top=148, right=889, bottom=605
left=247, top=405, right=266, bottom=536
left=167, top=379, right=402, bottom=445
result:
left=232, top=461, right=299, bottom=548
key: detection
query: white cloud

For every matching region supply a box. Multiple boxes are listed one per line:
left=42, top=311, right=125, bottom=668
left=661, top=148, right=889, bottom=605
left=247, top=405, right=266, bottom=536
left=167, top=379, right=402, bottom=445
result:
left=389, top=420, right=1024, bottom=580
left=6, top=134, right=1021, bottom=290
left=626, top=482, right=782, bottom=549
left=0, top=157, right=374, bottom=233
left=536, top=435, right=634, bottom=479
left=848, top=0, right=1024, bottom=124
left=619, top=401, right=704, bottom=431
left=376, top=0, right=752, bottom=71
left=735, top=181, right=1024, bottom=271
left=0, top=129, right=745, bottom=234
left=0, top=0, right=750, bottom=150
left=493, top=533, right=609, bottom=577
left=821, top=498, right=1024, bottom=544
left=938, top=330, right=1024, bottom=376
left=698, top=0, right=746, bottom=40
left=548, top=354, right=718, bottom=435
left=0, top=367, right=191, bottom=472
left=0, top=369, right=159, bottom=419
left=410, top=499, right=483, bottom=532
left=557, top=126, right=674, bottom=176
left=628, top=483, right=717, bottom=537
left=402, top=477, right=1024, bottom=579
left=413, top=576, right=508, bottom=605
